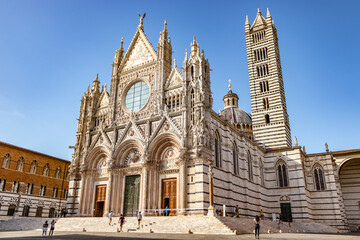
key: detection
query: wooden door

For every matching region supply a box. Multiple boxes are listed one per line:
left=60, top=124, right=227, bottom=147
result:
left=161, top=178, right=177, bottom=216
left=94, top=184, right=106, bottom=217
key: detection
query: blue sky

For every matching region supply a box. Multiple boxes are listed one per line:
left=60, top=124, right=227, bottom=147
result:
left=0, top=0, right=359, bottom=160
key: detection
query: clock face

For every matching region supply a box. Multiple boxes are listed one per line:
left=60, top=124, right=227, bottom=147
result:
left=125, top=81, right=150, bottom=111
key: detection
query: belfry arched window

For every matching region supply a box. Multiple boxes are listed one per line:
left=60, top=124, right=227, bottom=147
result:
left=313, top=165, right=325, bottom=191
left=277, top=161, right=289, bottom=187
left=214, top=131, right=221, bottom=168
left=247, top=151, right=253, bottom=181
left=233, top=143, right=238, bottom=175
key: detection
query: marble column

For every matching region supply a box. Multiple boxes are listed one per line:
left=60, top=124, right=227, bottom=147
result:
left=179, top=160, right=187, bottom=215
left=141, top=166, right=148, bottom=214
left=104, top=170, right=113, bottom=216
left=207, top=165, right=215, bottom=216
left=79, top=172, right=86, bottom=216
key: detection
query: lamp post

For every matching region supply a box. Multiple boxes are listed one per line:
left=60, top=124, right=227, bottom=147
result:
left=13, top=182, right=24, bottom=219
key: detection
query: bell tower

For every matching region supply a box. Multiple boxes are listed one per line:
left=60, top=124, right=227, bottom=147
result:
left=245, top=8, right=291, bottom=149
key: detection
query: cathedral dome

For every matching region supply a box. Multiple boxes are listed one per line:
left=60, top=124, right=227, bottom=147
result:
left=220, top=107, right=252, bottom=124
left=220, top=80, right=253, bottom=138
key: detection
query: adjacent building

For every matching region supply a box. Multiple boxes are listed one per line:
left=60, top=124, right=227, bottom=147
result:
left=0, top=141, right=70, bottom=218
left=67, top=9, right=360, bottom=231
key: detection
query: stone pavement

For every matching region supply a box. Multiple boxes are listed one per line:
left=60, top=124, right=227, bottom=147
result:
left=0, top=231, right=359, bottom=240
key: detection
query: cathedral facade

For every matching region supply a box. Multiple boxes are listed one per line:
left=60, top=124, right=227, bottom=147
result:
left=67, top=9, right=360, bottom=230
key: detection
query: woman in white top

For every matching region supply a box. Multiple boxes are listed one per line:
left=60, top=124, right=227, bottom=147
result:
left=254, top=215, right=260, bottom=239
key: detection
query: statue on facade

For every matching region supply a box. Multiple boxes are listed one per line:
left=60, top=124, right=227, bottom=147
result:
left=138, top=12, right=146, bottom=26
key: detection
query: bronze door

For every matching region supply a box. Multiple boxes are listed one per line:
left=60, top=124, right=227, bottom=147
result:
left=94, top=184, right=106, bottom=217
left=123, top=175, right=141, bottom=217
left=162, top=178, right=177, bottom=216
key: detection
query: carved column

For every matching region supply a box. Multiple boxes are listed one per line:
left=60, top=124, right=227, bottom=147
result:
left=178, top=149, right=187, bottom=215
left=207, top=165, right=215, bottom=216
left=179, top=161, right=187, bottom=215
left=141, top=166, right=148, bottom=214
left=78, top=172, right=86, bottom=216
left=104, top=170, right=113, bottom=216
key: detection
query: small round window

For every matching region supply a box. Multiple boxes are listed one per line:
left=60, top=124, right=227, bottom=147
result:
left=125, top=81, right=150, bottom=111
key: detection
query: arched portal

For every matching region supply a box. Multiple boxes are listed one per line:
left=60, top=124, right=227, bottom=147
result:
left=339, top=158, right=360, bottom=228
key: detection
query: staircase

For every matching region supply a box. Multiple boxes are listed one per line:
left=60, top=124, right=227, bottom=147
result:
left=0, top=216, right=235, bottom=235
left=216, top=216, right=340, bottom=234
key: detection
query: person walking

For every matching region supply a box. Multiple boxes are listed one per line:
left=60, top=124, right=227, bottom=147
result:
left=49, top=220, right=56, bottom=236
left=42, top=220, right=49, bottom=236
left=235, top=205, right=239, bottom=218
left=137, top=211, right=142, bottom=229
left=118, top=214, right=125, bottom=232
left=108, top=210, right=113, bottom=226
left=254, top=215, right=260, bottom=239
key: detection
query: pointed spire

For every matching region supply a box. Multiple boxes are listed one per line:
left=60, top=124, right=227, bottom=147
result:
left=193, top=36, right=196, bottom=45
left=104, top=82, right=107, bottom=92
left=86, top=85, right=90, bottom=94
left=120, top=37, right=124, bottom=49
left=266, top=8, right=271, bottom=18
left=173, top=58, right=177, bottom=68
left=257, top=8, right=260, bottom=13
left=184, top=49, right=188, bottom=61
left=164, top=19, right=167, bottom=30
left=228, top=79, right=232, bottom=91
left=245, top=15, right=249, bottom=25
left=91, top=74, right=100, bottom=93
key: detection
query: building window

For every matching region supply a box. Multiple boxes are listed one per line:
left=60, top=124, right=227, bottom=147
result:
left=52, top=188, right=58, bottom=198
left=22, top=205, right=30, bottom=217
left=263, top=98, right=269, bottom=109
left=55, top=167, right=61, bottom=179
left=256, top=64, right=269, bottom=78
left=254, top=47, right=268, bottom=61
left=233, top=143, right=239, bottom=175
left=43, top=163, right=50, bottom=177
left=247, top=151, right=253, bottom=181
left=30, top=160, right=37, bottom=174
left=265, top=114, right=270, bottom=124
left=124, top=81, right=150, bottom=112
left=63, top=189, right=68, bottom=198
left=7, top=204, right=16, bottom=216
left=277, top=161, right=289, bottom=187
left=16, top=157, right=24, bottom=172
left=260, top=80, right=269, bottom=93
left=26, top=183, right=33, bottom=194
left=0, top=179, right=6, bottom=191
left=12, top=181, right=19, bottom=193
left=252, top=31, right=266, bottom=43
left=2, top=153, right=11, bottom=169
left=39, top=185, right=46, bottom=196
left=214, top=132, right=221, bottom=168
left=314, top=165, right=326, bottom=191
